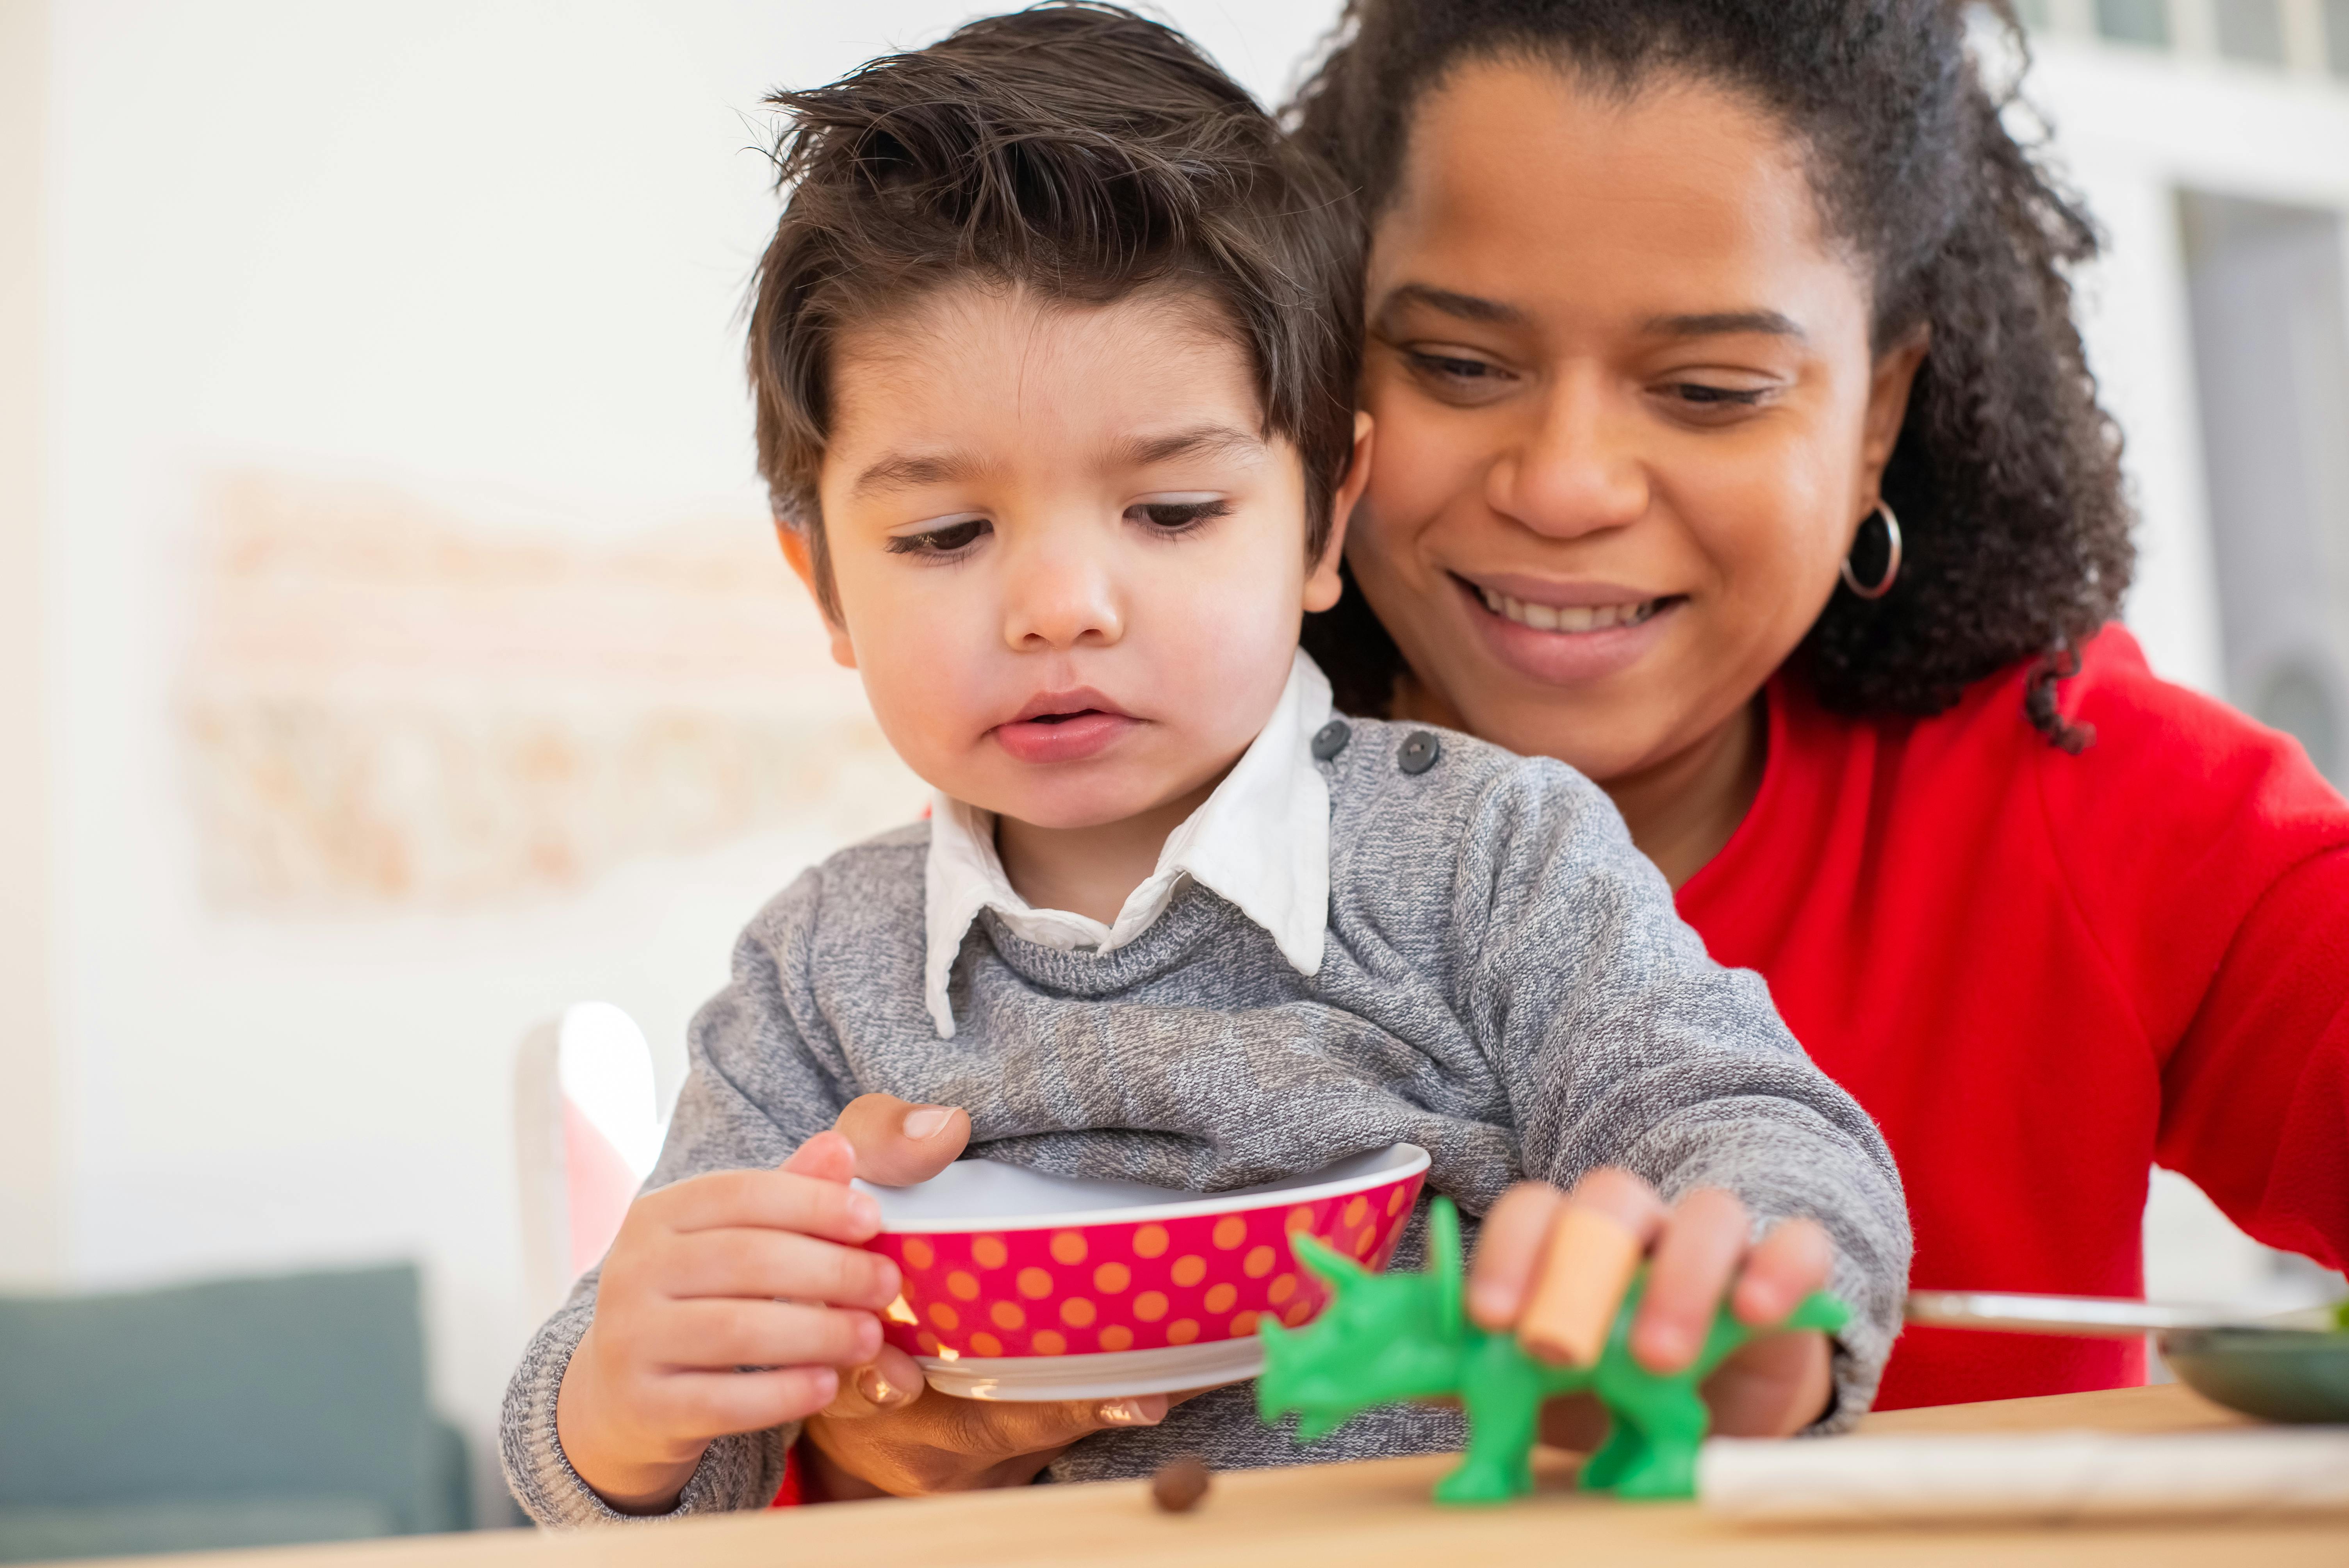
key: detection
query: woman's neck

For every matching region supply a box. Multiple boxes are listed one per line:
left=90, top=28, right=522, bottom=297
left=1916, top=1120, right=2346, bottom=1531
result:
left=1600, top=699, right=1766, bottom=890
left=1393, top=678, right=1766, bottom=891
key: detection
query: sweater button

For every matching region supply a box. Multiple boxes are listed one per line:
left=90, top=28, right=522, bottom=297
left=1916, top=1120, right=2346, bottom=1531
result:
left=1311, top=720, right=1352, bottom=761
left=1397, top=730, right=1441, bottom=775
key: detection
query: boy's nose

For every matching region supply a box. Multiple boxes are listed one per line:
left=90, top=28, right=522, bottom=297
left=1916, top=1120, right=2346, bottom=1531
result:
left=1001, top=539, right=1124, bottom=651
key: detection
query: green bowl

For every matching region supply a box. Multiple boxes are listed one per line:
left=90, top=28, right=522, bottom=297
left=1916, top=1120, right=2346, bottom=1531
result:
left=2160, top=1328, right=2349, bottom=1423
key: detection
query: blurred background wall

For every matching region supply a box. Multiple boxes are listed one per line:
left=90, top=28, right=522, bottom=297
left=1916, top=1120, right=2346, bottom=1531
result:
left=2, top=0, right=2345, bottom=1520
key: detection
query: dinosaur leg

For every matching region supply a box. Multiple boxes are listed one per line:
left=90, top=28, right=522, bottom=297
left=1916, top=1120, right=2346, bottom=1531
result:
left=1576, top=1411, right=1644, bottom=1493
left=1435, top=1339, right=1545, bottom=1506
left=1596, top=1384, right=1709, bottom=1500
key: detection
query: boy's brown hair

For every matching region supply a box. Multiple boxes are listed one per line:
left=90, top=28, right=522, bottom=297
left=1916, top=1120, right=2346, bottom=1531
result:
left=747, top=2, right=1363, bottom=615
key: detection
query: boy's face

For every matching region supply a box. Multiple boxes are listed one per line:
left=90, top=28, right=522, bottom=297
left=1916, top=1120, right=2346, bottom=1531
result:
left=793, top=285, right=1365, bottom=831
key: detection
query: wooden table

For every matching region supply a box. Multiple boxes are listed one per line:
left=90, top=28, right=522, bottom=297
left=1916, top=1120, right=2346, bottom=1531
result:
left=66, top=1384, right=2349, bottom=1567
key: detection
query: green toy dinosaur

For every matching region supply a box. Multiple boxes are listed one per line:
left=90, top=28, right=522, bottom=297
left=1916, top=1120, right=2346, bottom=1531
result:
left=1256, top=1196, right=1850, bottom=1505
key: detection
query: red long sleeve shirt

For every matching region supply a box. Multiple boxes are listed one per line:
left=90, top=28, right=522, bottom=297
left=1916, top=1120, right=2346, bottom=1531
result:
left=1679, top=625, right=2349, bottom=1409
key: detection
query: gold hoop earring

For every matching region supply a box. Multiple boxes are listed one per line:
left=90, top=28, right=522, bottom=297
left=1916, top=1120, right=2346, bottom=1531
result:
left=1840, top=502, right=1902, bottom=600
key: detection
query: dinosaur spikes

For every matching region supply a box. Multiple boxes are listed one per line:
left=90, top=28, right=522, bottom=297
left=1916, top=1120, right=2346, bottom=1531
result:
left=1431, top=1196, right=1463, bottom=1339
left=1291, top=1232, right=1370, bottom=1290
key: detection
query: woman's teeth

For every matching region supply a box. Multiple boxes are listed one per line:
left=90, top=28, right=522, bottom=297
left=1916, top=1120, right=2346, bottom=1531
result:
left=1477, top=587, right=1659, bottom=633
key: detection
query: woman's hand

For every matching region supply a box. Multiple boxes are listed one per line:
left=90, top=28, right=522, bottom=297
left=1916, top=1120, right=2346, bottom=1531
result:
left=554, top=1131, right=902, bottom=1514
left=799, top=1094, right=1176, bottom=1497
left=1467, top=1168, right=1836, bottom=1449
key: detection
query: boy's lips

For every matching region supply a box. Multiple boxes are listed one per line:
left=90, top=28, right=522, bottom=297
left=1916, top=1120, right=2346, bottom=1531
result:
left=992, top=689, right=1140, bottom=764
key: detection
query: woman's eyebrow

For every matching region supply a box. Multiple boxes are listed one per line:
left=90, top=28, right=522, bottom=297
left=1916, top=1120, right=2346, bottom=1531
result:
left=1376, top=282, right=1523, bottom=326
left=1642, top=310, right=1807, bottom=342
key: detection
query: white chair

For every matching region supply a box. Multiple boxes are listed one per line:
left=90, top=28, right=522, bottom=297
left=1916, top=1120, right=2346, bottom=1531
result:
left=514, top=1003, right=667, bottom=1321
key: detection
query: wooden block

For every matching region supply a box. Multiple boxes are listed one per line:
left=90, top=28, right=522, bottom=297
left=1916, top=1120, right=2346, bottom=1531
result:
left=1517, top=1205, right=1643, bottom=1367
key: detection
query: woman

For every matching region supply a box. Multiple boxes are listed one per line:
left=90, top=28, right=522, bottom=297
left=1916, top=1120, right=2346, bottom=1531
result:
left=790, top=0, right=2349, bottom=1497
left=1289, top=0, right=2349, bottom=1413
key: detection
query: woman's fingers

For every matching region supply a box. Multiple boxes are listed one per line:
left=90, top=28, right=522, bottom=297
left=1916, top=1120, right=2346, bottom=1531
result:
left=1731, top=1215, right=1834, bottom=1326
left=933, top=1390, right=1169, bottom=1461
left=1464, top=1181, right=1565, bottom=1329
left=834, top=1094, right=973, bottom=1187
left=803, top=1387, right=1171, bottom=1497
left=1630, top=1186, right=1747, bottom=1372
left=821, top=1343, right=928, bottom=1418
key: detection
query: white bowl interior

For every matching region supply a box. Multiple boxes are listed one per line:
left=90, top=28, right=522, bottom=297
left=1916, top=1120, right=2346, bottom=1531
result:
left=858, top=1142, right=1426, bottom=1233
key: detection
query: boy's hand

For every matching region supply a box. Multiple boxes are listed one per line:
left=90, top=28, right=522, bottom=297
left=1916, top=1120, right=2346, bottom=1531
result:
left=1466, top=1169, right=1836, bottom=1446
left=800, top=1094, right=1179, bottom=1497
left=554, top=1132, right=901, bottom=1514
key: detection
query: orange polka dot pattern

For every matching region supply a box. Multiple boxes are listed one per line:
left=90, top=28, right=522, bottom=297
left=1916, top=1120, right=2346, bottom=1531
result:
left=864, top=1174, right=1422, bottom=1361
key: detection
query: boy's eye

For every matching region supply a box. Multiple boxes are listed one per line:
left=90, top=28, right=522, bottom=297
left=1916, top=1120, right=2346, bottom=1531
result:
left=1126, top=497, right=1233, bottom=533
left=887, top=517, right=991, bottom=556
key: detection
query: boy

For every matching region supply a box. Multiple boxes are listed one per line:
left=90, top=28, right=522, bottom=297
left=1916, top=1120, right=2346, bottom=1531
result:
left=504, top=3, right=1907, bottom=1522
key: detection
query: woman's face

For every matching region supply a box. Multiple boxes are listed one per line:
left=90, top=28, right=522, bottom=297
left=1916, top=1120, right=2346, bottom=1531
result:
left=1353, top=61, right=1923, bottom=780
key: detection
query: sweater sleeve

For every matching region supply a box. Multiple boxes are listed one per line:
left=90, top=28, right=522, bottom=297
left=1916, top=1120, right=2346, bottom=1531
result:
left=2155, top=846, right=2349, bottom=1270
left=500, top=873, right=859, bottom=1526
left=1459, top=759, right=1913, bottom=1427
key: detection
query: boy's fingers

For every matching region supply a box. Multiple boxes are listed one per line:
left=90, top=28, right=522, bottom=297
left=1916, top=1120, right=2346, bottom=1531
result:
left=1511, top=1168, right=1668, bottom=1363
left=1464, top=1181, right=1565, bottom=1329
left=659, top=1365, right=843, bottom=1440
left=647, top=1299, right=882, bottom=1373
left=1731, top=1215, right=1835, bottom=1326
left=835, top=1095, right=972, bottom=1187
left=779, top=1130, right=858, bottom=1184
left=1701, top=1328, right=1835, bottom=1436
left=658, top=1168, right=882, bottom=1242
left=1631, top=1186, right=1747, bottom=1373
left=660, top=1227, right=900, bottom=1310
left=1562, top=1167, right=1670, bottom=1242
left=821, top=1344, right=928, bottom=1418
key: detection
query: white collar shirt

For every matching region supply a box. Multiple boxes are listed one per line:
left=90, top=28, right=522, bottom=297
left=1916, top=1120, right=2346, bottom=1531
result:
left=921, top=650, right=1334, bottom=1038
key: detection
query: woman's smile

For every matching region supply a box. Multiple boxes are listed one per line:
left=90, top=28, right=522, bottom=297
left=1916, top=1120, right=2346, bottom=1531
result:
left=1450, top=570, right=1686, bottom=685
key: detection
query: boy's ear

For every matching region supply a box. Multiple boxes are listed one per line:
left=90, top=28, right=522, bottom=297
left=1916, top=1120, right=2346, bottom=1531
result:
left=773, top=522, right=859, bottom=670
left=1304, top=411, right=1373, bottom=615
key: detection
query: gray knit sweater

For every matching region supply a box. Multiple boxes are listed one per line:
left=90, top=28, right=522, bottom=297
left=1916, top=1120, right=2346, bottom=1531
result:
left=502, top=716, right=1909, bottom=1525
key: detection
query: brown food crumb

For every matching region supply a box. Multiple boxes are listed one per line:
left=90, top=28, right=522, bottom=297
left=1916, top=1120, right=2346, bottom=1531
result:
left=1150, top=1455, right=1212, bottom=1513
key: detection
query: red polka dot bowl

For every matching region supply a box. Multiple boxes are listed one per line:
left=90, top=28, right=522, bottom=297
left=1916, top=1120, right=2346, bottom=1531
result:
left=856, top=1143, right=1428, bottom=1401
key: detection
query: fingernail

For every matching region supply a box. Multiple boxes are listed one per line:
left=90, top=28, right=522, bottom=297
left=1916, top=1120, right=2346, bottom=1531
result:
left=1637, top=1326, right=1689, bottom=1371
left=1098, top=1398, right=1162, bottom=1426
left=858, top=1366, right=898, bottom=1406
left=904, top=1105, right=954, bottom=1140
left=848, top=1192, right=880, bottom=1230
left=1466, top=1286, right=1511, bottom=1330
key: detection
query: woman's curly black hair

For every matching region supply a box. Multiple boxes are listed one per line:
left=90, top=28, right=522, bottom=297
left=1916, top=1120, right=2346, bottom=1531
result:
left=1289, top=0, right=2131, bottom=750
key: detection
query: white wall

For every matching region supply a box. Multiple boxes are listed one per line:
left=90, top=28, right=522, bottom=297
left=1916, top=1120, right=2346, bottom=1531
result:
left=2019, top=33, right=2349, bottom=1310
left=0, top=0, right=60, bottom=1290
left=32, top=0, right=1348, bottom=1515
left=2025, top=33, right=2349, bottom=692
